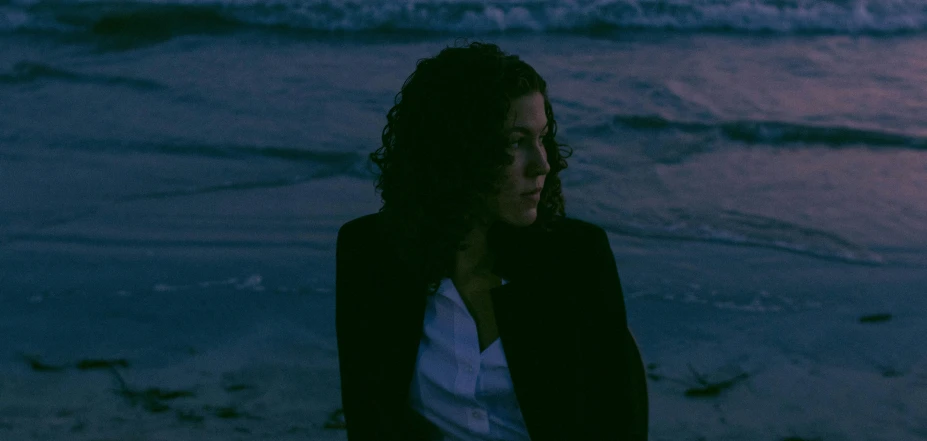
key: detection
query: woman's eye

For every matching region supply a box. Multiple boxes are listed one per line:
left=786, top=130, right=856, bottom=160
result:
left=509, top=133, right=547, bottom=152
left=511, top=136, right=544, bottom=146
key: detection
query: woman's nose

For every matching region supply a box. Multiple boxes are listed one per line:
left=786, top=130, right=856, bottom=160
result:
left=531, top=142, right=551, bottom=175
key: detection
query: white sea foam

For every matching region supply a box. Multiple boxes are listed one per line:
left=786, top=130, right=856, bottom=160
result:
left=5, top=0, right=927, bottom=35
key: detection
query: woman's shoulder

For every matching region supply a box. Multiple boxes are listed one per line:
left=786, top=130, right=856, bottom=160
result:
left=550, top=215, right=606, bottom=239
left=335, top=213, right=385, bottom=274
left=338, top=212, right=606, bottom=242
left=336, top=212, right=384, bottom=250
left=538, top=215, right=609, bottom=257
left=337, top=212, right=608, bottom=260
left=491, top=214, right=610, bottom=280
left=338, top=212, right=380, bottom=235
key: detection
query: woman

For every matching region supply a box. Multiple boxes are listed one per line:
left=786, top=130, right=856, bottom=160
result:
left=335, top=41, right=648, bottom=441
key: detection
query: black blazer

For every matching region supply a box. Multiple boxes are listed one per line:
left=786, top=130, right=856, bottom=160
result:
left=335, top=212, right=649, bottom=440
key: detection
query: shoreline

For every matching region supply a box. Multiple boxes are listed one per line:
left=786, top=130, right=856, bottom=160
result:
left=2, top=233, right=925, bottom=440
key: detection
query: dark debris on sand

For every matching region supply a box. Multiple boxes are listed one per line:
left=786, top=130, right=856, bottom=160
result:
left=18, top=353, right=278, bottom=425
left=20, top=354, right=130, bottom=372
left=324, top=408, right=346, bottom=429
left=204, top=404, right=262, bottom=420
left=21, top=354, right=66, bottom=372
left=859, top=313, right=892, bottom=324
left=76, top=358, right=130, bottom=370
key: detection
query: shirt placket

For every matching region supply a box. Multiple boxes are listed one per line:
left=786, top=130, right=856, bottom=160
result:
left=449, top=283, right=490, bottom=435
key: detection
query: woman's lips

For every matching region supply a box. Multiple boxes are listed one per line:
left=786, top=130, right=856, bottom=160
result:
left=522, top=189, right=541, bottom=200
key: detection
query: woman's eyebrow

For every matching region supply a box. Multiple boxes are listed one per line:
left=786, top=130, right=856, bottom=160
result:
left=508, top=124, right=550, bottom=135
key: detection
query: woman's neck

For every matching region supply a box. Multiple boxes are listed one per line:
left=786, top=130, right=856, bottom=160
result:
left=454, top=222, right=496, bottom=279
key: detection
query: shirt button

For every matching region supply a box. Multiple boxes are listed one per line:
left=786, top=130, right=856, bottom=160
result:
left=465, top=364, right=473, bottom=373
left=472, top=410, right=483, bottom=419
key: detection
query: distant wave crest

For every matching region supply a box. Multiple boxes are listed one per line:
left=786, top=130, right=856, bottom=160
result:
left=603, top=115, right=927, bottom=149
left=4, top=0, right=927, bottom=37
left=602, top=207, right=888, bottom=266
left=0, top=61, right=164, bottom=89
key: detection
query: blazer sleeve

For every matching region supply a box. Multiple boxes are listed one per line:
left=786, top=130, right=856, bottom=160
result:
left=335, top=221, right=379, bottom=440
left=335, top=220, right=436, bottom=441
left=592, top=227, right=650, bottom=440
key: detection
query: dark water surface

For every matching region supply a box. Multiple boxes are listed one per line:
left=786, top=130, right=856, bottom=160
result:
left=2, top=1, right=927, bottom=439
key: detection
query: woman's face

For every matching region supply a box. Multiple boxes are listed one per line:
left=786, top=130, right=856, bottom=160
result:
left=485, top=91, right=552, bottom=227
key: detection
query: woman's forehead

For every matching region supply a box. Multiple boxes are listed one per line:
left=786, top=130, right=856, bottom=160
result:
left=504, top=92, right=547, bottom=130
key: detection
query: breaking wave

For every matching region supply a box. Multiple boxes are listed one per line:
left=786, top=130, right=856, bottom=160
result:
left=4, top=0, right=927, bottom=37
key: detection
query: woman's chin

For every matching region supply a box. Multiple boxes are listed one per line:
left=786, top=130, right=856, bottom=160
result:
left=500, top=209, right=538, bottom=227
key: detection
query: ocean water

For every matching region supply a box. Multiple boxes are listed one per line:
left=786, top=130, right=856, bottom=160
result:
left=2, top=0, right=927, bottom=439
left=2, top=0, right=927, bottom=269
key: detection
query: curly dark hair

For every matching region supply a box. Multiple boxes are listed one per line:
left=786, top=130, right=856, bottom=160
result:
left=368, top=39, right=573, bottom=296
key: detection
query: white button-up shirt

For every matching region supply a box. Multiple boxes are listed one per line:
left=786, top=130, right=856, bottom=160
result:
left=408, top=277, right=531, bottom=441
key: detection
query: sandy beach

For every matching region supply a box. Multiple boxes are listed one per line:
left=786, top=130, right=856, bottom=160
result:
left=3, top=3, right=927, bottom=438
left=2, top=179, right=925, bottom=441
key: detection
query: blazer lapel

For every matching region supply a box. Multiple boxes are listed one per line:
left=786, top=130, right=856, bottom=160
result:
left=378, top=215, right=573, bottom=440
left=489, top=233, right=575, bottom=441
